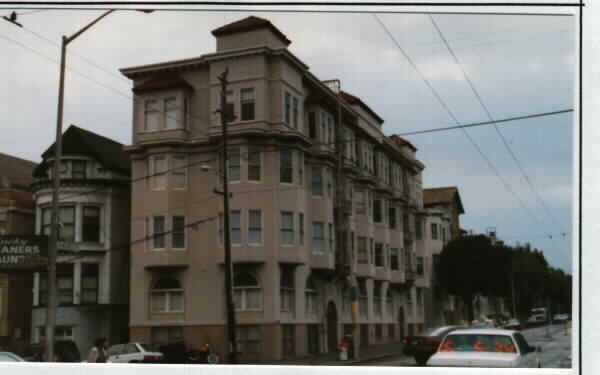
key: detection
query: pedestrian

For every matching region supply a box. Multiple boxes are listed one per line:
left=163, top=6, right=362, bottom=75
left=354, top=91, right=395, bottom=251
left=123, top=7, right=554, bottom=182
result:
left=87, top=338, right=108, bottom=363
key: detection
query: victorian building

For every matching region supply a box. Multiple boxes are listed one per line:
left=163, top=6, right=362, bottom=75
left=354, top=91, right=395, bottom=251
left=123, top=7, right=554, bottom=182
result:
left=30, top=125, right=131, bottom=356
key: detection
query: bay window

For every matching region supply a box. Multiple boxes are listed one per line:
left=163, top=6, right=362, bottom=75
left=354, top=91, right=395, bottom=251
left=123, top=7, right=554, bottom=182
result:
left=280, top=212, right=294, bottom=245
left=82, top=206, right=100, bottom=243
left=240, top=88, right=255, bottom=121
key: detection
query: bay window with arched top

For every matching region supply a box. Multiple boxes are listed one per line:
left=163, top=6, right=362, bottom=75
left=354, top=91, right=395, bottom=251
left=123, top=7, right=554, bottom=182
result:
left=151, top=277, right=184, bottom=313
left=233, top=270, right=262, bottom=311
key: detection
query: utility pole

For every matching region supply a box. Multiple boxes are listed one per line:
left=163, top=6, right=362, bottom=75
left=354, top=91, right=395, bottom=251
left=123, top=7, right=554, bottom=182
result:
left=218, top=68, right=237, bottom=364
left=45, top=9, right=152, bottom=362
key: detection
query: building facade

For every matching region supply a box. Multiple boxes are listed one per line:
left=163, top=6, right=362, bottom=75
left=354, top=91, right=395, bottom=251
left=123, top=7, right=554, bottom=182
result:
left=30, top=125, right=131, bottom=357
left=422, top=187, right=465, bottom=327
left=121, top=16, right=428, bottom=361
left=0, top=152, right=37, bottom=350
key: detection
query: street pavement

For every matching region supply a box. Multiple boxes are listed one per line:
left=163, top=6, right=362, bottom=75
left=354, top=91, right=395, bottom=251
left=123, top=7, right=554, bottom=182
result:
left=358, top=322, right=572, bottom=368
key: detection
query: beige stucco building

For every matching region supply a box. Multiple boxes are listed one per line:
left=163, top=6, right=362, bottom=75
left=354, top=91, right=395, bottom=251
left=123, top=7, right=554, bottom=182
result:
left=121, top=16, right=429, bottom=361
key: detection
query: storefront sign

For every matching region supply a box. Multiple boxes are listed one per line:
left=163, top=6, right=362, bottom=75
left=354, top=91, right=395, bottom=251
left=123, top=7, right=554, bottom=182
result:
left=0, top=235, right=48, bottom=270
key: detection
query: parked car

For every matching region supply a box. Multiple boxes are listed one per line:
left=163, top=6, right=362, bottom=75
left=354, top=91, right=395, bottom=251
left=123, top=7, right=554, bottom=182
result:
left=402, top=325, right=464, bottom=365
left=427, top=328, right=542, bottom=368
left=502, top=318, right=523, bottom=331
left=552, top=313, right=570, bottom=322
left=0, top=352, right=25, bottom=362
left=106, top=343, right=163, bottom=363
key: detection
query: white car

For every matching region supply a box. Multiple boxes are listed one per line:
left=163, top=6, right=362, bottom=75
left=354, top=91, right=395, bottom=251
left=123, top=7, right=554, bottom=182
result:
left=0, top=352, right=25, bottom=362
left=427, top=329, right=542, bottom=368
left=106, top=343, right=163, bottom=363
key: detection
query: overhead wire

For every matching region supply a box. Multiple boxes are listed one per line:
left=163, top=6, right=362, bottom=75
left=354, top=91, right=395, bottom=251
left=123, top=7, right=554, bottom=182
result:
left=373, top=13, right=551, bottom=239
left=428, top=14, right=568, bottom=241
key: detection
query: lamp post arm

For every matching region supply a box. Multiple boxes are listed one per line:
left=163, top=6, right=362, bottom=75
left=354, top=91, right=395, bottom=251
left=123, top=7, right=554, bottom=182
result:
left=66, top=9, right=114, bottom=45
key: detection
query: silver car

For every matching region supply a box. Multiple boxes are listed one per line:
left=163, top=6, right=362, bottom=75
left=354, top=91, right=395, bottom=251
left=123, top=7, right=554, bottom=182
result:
left=106, top=343, right=163, bottom=363
left=427, top=329, right=542, bottom=368
left=0, top=352, right=25, bottom=362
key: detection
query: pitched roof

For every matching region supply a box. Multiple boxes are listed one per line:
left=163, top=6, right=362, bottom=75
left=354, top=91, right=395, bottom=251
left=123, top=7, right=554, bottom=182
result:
left=132, top=74, right=193, bottom=94
left=211, top=16, right=291, bottom=46
left=36, top=125, right=130, bottom=176
left=340, top=91, right=384, bottom=124
left=389, top=134, right=417, bottom=152
left=423, top=186, right=465, bottom=214
left=0, top=152, right=37, bottom=190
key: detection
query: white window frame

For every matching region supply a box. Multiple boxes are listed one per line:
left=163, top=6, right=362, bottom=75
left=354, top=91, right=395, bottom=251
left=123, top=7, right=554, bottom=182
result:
left=280, top=211, right=295, bottom=246
left=247, top=210, right=263, bottom=245
left=151, top=284, right=184, bottom=314
left=171, top=216, right=186, bottom=250
left=311, top=222, right=325, bottom=254
left=247, top=146, right=262, bottom=182
left=149, top=155, right=168, bottom=191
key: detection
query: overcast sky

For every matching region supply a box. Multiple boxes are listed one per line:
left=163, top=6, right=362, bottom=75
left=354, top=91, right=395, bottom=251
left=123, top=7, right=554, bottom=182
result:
left=0, top=6, right=575, bottom=273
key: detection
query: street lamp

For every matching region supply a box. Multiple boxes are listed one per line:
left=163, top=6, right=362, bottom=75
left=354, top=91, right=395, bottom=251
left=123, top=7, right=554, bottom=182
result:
left=46, top=8, right=153, bottom=362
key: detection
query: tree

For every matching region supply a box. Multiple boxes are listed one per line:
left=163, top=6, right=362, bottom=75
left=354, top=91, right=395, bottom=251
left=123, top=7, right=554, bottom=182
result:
left=438, top=235, right=509, bottom=322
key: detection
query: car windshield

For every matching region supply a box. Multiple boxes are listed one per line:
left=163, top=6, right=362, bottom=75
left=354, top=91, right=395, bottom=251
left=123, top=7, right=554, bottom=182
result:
left=440, top=334, right=517, bottom=353
left=0, top=353, right=20, bottom=362
left=138, top=343, right=152, bottom=352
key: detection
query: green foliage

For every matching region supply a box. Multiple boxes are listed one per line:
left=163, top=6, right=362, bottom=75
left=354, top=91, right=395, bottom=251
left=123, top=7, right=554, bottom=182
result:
left=439, top=235, right=572, bottom=321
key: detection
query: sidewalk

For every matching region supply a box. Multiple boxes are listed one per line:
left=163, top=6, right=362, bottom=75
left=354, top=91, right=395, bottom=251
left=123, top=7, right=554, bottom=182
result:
left=253, top=341, right=405, bottom=366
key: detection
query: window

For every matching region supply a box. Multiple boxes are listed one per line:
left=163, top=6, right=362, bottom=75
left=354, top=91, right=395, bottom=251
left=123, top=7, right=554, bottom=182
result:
left=280, top=266, right=295, bottom=312
left=240, top=88, right=255, bottom=121
left=442, top=227, right=446, bottom=243
left=172, top=155, right=187, bottom=188
left=293, top=97, right=299, bottom=129
left=153, top=216, right=165, bottom=249
left=390, top=248, right=399, bottom=270
left=299, top=213, right=304, bottom=245
left=280, top=212, right=294, bottom=245
left=58, top=206, right=75, bottom=242
left=358, top=280, right=367, bottom=317
left=328, top=223, right=334, bottom=252
left=42, top=207, right=52, bottom=237
left=228, top=148, right=241, bottom=182
left=234, top=269, right=262, bottom=311
left=280, top=150, right=293, bottom=183
left=311, top=165, right=323, bottom=196
left=417, top=256, right=424, bottom=276
left=375, top=243, right=385, bottom=267
left=81, top=263, right=99, bottom=304
left=354, top=189, right=366, bottom=215
left=144, top=100, right=161, bottom=131
left=373, top=199, right=383, bottom=223
left=312, top=222, right=324, bottom=253
left=150, top=155, right=167, bottom=190
left=416, top=218, right=422, bottom=240
left=431, top=223, right=438, bottom=240
left=386, top=290, right=393, bottom=316
left=369, top=238, right=375, bottom=265
left=357, top=237, right=368, bottom=264
left=298, top=151, right=304, bottom=185
left=172, top=216, right=185, bottom=249
left=305, top=276, right=319, bottom=314
left=71, top=160, right=86, bottom=179
left=248, top=210, right=262, bottom=244
left=388, top=207, right=396, bottom=229
left=326, top=167, right=334, bottom=197
left=308, top=112, right=317, bottom=139
left=231, top=210, right=241, bottom=244
left=165, top=97, right=178, bottom=129
left=57, top=264, right=74, bottom=305
left=285, top=92, right=291, bottom=125
left=151, top=277, right=184, bottom=313
left=237, top=326, right=260, bottom=354
left=247, top=147, right=261, bottom=181
left=82, top=206, right=100, bottom=243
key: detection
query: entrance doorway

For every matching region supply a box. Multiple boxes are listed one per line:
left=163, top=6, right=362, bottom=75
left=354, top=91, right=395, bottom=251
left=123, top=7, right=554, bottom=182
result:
left=326, top=301, right=338, bottom=353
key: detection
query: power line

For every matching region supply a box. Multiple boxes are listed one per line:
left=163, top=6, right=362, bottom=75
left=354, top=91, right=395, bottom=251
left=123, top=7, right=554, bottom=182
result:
left=373, top=13, right=550, bottom=239
left=428, top=14, right=568, bottom=238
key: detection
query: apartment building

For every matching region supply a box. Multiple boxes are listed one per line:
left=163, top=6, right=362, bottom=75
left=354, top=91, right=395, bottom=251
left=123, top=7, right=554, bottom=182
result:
left=0, top=152, right=36, bottom=350
left=422, top=187, right=465, bottom=326
left=30, top=125, right=131, bottom=356
left=121, top=16, right=427, bottom=361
